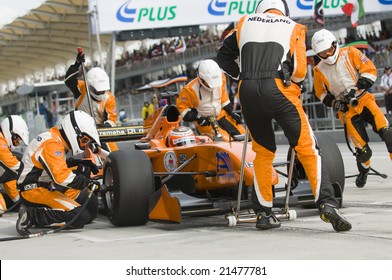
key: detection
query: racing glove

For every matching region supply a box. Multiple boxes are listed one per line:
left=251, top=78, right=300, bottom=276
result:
left=229, top=112, right=242, bottom=125
left=344, top=88, right=356, bottom=100
left=196, top=114, right=211, bottom=126
left=67, top=158, right=99, bottom=175
left=75, top=52, right=85, bottom=66
left=332, top=100, right=349, bottom=113
left=223, top=103, right=242, bottom=125
left=322, top=94, right=335, bottom=107
left=182, top=108, right=199, bottom=122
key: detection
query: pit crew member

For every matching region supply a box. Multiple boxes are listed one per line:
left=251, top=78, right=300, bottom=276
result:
left=177, top=59, right=245, bottom=140
left=312, top=29, right=391, bottom=188
left=217, top=0, right=351, bottom=231
left=0, top=115, right=29, bottom=214
left=16, top=111, right=100, bottom=235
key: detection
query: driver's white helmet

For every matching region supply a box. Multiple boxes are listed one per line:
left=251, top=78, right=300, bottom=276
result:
left=197, top=59, right=222, bottom=92
left=0, top=115, right=29, bottom=149
left=60, top=110, right=101, bottom=156
left=256, top=0, right=289, bottom=16
left=86, top=67, right=110, bottom=101
left=311, top=29, right=340, bottom=65
left=168, top=126, right=196, bottom=147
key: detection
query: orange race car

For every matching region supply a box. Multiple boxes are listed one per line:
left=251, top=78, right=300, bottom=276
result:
left=92, top=103, right=345, bottom=227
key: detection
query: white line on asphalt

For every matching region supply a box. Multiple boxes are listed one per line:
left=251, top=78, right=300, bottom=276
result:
left=369, top=201, right=392, bottom=205
left=66, top=232, right=181, bottom=243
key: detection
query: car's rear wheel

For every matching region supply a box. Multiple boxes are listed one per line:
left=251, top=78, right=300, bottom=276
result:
left=287, top=134, right=345, bottom=206
left=103, top=150, right=154, bottom=226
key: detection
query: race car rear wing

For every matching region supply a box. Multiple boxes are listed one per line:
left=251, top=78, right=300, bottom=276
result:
left=97, top=125, right=145, bottom=142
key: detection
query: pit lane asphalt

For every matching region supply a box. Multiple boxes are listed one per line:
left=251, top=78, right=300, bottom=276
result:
left=0, top=142, right=391, bottom=260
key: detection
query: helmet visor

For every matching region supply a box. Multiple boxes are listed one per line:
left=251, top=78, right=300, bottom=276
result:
left=199, top=78, right=211, bottom=89
left=172, top=136, right=196, bottom=147
left=77, top=133, right=97, bottom=150
left=318, top=44, right=336, bottom=59
left=89, top=86, right=105, bottom=96
left=11, top=133, right=24, bottom=147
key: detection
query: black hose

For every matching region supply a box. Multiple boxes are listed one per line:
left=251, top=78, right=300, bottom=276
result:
left=2, top=199, right=21, bottom=214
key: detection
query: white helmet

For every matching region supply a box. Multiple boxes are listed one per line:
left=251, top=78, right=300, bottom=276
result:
left=86, top=67, right=110, bottom=101
left=256, top=0, right=289, bottom=16
left=60, top=110, right=101, bottom=156
left=311, top=29, right=340, bottom=65
left=197, top=59, right=222, bottom=92
left=168, top=126, right=196, bottom=147
left=0, top=115, right=29, bottom=149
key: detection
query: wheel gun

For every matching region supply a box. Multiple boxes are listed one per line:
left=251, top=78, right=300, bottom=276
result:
left=209, top=116, right=222, bottom=139
left=344, top=89, right=359, bottom=108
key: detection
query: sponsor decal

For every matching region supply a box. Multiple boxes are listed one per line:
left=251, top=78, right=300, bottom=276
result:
left=379, top=0, right=392, bottom=4
left=179, top=154, right=187, bottom=164
left=98, top=127, right=144, bottom=137
left=245, top=162, right=253, bottom=168
left=36, top=136, right=42, bottom=142
left=216, top=152, right=235, bottom=179
left=164, top=151, right=177, bottom=172
left=247, top=16, right=291, bottom=24
left=1, top=143, right=7, bottom=148
left=116, top=0, right=176, bottom=23
left=208, top=0, right=258, bottom=16
left=359, top=55, right=369, bottom=63
left=23, top=184, right=38, bottom=191
left=54, top=151, right=63, bottom=156
left=296, top=0, right=313, bottom=10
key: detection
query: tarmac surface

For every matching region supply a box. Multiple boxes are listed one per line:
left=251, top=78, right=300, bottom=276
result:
left=0, top=142, right=391, bottom=261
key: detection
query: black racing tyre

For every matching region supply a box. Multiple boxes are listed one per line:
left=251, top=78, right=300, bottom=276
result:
left=287, top=134, right=345, bottom=201
left=317, top=134, right=345, bottom=192
left=103, top=150, right=154, bottom=226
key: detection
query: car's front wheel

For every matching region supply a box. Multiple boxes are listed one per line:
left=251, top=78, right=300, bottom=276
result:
left=102, top=150, right=154, bottom=226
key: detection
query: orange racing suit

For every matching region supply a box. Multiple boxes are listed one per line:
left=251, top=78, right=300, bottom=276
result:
left=17, top=127, right=97, bottom=228
left=65, top=65, right=118, bottom=152
left=314, top=46, right=392, bottom=171
left=177, top=74, right=245, bottom=140
left=217, top=11, right=339, bottom=212
left=0, top=132, right=22, bottom=213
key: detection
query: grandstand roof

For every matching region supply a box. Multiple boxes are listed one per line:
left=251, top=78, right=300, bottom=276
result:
left=0, top=0, right=111, bottom=85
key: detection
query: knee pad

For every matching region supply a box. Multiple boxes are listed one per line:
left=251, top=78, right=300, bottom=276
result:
left=379, top=127, right=392, bottom=153
left=355, top=145, right=372, bottom=163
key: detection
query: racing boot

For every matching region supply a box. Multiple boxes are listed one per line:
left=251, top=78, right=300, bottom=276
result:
left=355, top=162, right=370, bottom=188
left=16, top=205, right=35, bottom=236
left=256, top=211, right=281, bottom=230
left=319, top=203, right=352, bottom=232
